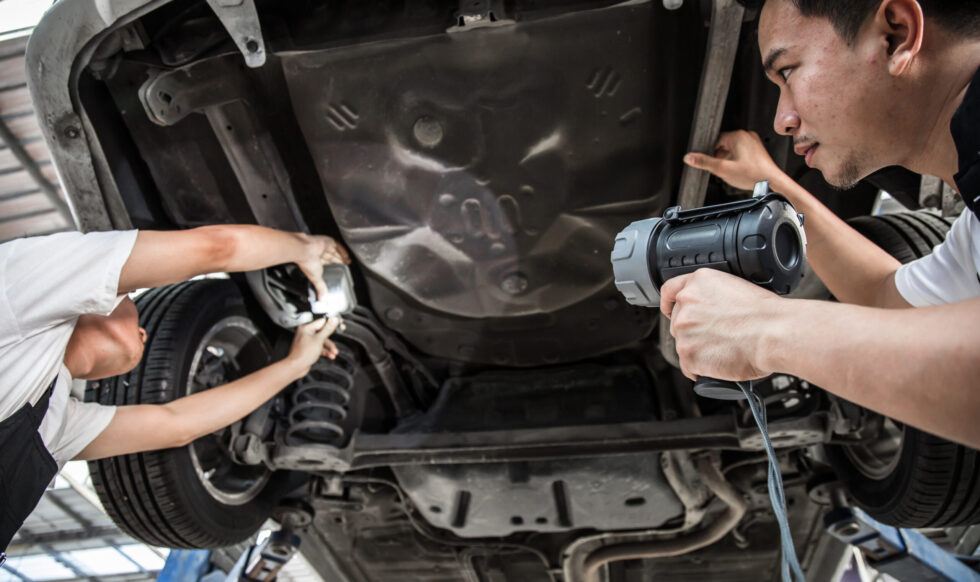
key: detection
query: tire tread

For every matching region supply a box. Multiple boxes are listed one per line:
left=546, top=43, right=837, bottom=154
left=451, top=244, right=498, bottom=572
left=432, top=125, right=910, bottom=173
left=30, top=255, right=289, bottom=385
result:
left=86, top=280, right=274, bottom=548
left=832, top=211, right=980, bottom=527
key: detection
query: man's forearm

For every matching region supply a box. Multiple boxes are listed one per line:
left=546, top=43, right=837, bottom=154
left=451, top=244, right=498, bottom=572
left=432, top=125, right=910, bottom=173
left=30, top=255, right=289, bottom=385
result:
left=216, top=225, right=311, bottom=274
left=120, top=225, right=314, bottom=292
left=759, top=297, right=980, bottom=448
left=162, top=356, right=307, bottom=446
left=120, top=224, right=348, bottom=295
left=77, top=357, right=308, bottom=460
left=769, top=174, right=909, bottom=308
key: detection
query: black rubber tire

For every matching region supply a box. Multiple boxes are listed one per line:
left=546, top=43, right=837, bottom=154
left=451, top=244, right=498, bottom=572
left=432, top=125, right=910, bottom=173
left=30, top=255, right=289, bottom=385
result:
left=85, top=279, right=289, bottom=548
left=827, top=211, right=980, bottom=528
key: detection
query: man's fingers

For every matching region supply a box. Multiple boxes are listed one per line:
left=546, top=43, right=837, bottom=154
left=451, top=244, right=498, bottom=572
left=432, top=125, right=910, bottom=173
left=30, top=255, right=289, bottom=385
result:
left=335, top=245, right=351, bottom=264
left=296, top=319, right=322, bottom=334
left=715, top=131, right=737, bottom=150
left=318, top=320, right=341, bottom=359
left=297, top=262, right=329, bottom=300
left=321, top=249, right=343, bottom=264
left=659, top=274, right=690, bottom=319
left=683, top=152, right=717, bottom=172
left=318, top=239, right=351, bottom=265
left=684, top=152, right=734, bottom=178
left=317, top=317, right=341, bottom=338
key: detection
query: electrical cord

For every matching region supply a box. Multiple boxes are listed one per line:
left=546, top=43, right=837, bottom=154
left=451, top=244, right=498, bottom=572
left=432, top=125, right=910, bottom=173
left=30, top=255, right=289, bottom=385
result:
left=737, top=380, right=806, bottom=582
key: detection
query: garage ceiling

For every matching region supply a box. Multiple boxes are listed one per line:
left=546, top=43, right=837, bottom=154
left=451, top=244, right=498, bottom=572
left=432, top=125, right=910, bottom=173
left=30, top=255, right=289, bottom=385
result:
left=0, top=31, right=74, bottom=243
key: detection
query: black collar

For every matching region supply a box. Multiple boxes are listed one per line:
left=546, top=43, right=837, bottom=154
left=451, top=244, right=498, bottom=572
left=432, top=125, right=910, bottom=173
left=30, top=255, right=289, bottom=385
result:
left=951, top=66, right=980, bottom=218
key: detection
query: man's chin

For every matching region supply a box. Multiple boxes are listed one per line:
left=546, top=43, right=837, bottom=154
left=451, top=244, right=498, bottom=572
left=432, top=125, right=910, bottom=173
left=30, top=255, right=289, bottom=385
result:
left=824, top=175, right=861, bottom=191
left=819, top=160, right=864, bottom=191
left=84, top=360, right=139, bottom=381
left=82, top=370, right=125, bottom=381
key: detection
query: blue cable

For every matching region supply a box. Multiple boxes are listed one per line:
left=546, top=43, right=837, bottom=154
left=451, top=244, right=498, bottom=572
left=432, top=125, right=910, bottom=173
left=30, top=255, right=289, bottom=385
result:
left=737, top=380, right=806, bottom=582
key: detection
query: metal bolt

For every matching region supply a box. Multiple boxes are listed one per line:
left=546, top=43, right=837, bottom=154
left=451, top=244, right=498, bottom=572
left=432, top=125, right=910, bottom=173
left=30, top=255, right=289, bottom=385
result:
left=832, top=519, right=861, bottom=538
left=501, top=272, right=528, bottom=295
left=772, top=375, right=792, bottom=391
left=413, top=116, right=444, bottom=148
left=663, top=0, right=683, bottom=9
left=245, top=39, right=260, bottom=53
left=63, top=126, right=80, bottom=139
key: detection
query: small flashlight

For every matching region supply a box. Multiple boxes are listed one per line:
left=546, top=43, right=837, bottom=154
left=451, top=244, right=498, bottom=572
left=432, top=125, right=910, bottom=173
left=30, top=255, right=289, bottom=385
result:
left=247, top=263, right=358, bottom=329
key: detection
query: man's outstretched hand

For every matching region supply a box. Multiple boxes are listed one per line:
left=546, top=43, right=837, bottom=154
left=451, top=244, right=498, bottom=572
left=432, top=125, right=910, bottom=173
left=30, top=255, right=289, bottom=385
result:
left=297, top=234, right=351, bottom=300
left=659, top=268, right=786, bottom=382
left=80, top=315, right=345, bottom=461
left=287, top=317, right=343, bottom=373
left=120, top=226, right=352, bottom=296
left=684, top=130, right=787, bottom=191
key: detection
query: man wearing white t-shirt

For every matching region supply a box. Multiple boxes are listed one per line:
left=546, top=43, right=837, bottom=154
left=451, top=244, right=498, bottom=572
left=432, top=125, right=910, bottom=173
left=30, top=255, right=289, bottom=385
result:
left=0, top=224, right=349, bottom=549
left=662, top=0, right=980, bottom=449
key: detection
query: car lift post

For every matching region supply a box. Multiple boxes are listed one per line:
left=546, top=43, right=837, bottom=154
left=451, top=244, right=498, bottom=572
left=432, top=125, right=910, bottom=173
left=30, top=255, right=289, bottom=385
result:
left=156, top=504, right=312, bottom=582
left=221, top=529, right=301, bottom=582
left=823, top=489, right=980, bottom=582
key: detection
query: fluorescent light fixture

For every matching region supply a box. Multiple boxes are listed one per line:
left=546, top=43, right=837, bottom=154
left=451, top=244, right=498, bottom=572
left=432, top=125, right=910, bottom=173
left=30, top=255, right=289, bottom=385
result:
left=1, top=555, right=76, bottom=581
left=64, top=548, right=139, bottom=576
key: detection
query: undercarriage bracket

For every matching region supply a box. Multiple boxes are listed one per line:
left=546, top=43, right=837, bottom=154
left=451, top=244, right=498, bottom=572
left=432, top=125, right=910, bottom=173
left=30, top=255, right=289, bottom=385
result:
left=826, top=504, right=980, bottom=581
left=205, top=0, right=266, bottom=68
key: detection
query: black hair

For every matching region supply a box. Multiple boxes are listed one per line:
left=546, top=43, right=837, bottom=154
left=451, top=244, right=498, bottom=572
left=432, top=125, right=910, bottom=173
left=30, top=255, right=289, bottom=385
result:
left=737, top=0, right=980, bottom=43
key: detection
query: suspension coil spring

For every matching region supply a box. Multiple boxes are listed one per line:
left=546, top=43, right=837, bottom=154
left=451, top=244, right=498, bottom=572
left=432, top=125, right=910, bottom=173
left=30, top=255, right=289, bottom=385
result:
left=285, top=346, right=356, bottom=447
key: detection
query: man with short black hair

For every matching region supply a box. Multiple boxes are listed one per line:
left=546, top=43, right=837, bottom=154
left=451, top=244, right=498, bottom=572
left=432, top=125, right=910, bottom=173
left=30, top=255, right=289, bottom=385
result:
left=0, top=225, right=349, bottom=549
left=666, top=0, right=980, bottom=448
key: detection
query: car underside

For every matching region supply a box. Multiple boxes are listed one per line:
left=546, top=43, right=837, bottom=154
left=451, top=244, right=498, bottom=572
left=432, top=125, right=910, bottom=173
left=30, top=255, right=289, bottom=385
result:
left=26, top=0, right=980, bottom=580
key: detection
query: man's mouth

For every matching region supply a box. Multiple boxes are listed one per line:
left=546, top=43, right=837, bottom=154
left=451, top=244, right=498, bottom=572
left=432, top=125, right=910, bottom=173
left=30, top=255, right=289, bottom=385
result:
left=795, top=142, right=819, bottom=166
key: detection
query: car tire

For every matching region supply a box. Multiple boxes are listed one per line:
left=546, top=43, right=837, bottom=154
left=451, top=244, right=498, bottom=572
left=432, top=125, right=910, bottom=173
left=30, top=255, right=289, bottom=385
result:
left=86, top=279, right=290, bottom=548
left=826, top=210, right=980, bottom=527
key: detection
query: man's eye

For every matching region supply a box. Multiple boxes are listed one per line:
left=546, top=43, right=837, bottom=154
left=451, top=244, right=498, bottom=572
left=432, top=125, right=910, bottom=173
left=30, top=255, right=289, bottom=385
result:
left=778, top=67, right=793, bottom=81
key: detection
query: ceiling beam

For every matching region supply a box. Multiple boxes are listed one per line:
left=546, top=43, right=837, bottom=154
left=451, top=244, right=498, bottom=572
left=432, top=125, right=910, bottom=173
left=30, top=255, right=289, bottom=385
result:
left=0, top=115, right=71, bottom=225
left=8, top=526, right=127, bottom=553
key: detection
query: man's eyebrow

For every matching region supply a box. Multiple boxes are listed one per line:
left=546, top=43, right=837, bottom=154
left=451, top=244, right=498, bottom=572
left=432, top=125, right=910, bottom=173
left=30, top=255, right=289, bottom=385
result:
left=763, top=48, right=787, bottom=74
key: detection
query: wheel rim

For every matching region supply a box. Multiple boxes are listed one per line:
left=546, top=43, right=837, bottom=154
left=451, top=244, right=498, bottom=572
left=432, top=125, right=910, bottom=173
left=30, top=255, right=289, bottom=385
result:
left=844, top=417, right=905, bottom=480
left=187, top=316, right=272, bottom=506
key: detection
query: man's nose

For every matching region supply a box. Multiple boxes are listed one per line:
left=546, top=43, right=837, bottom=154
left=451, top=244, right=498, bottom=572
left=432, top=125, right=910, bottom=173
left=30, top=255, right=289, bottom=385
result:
left=773, top=94, right=800, bottom=136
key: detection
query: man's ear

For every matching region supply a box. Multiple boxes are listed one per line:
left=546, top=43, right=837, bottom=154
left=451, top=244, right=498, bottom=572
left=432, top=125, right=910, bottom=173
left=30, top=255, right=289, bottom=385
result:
left=873, top=0, right=924, bottom=76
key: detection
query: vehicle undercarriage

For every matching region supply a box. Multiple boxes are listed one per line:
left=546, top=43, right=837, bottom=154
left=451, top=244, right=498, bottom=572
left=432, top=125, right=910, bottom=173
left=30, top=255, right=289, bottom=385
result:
left=25, top=0, right=980, bottom=580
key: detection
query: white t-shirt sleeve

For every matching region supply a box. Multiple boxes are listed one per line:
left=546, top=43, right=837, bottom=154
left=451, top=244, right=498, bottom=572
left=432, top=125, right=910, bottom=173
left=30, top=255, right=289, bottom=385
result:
left=0, top=230, right=137, bottom=466
left=4, top=230, right=138, bottom=338
left=49, top=393, right=117, bottom=465
left=895, top=211, right=980, bottom=307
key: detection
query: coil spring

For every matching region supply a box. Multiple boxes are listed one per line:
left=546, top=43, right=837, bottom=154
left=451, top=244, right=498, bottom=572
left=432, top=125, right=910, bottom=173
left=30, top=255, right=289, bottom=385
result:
left=285, top=346, right=356, bottom=446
